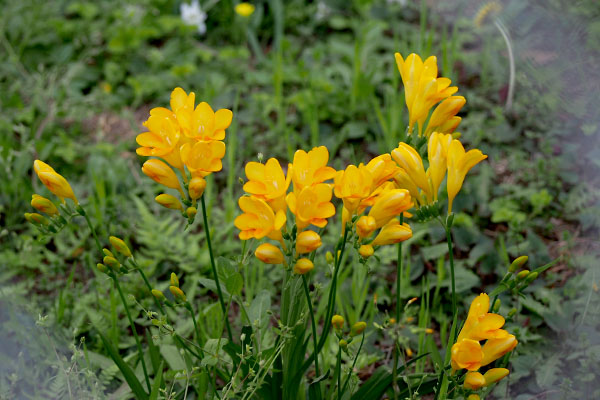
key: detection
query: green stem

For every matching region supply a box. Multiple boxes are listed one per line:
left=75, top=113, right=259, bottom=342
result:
left=187, top=303, right=204, bottom=351
left=341, top=332, right=365, bottom=395
left=392, top=214, right=404, bottom=400
left=200, top=195, right=233, bottom=341
left=336, top=346, right=342, bottom=400
left=112, top=275, right=151, bottom=393
left=78, top=206, right=102, bottom=253
left=446, top=224, right=457, bottom=342
left=130, top=259, right=166, bottom=315
left=302, top=275, right=319, bottom=377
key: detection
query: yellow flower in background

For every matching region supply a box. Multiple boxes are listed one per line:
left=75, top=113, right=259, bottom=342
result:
left=286, top=183, right=335, bottom=230
left=481, top=335, right=518, bottom=366
left=426, top=132, right=453, bottom=200
left=290, top=146, right=336, bottom=192
left=446, top=139, right=487, bottom=213
left=372, top=219, right=412, bottom=246
left=365, top=154, right=400, bottom=189
left=463, top=371, right=485, bottom=390
left=368, top=188, right=412, bottom=228
left=142, top=159, right=183, bottom=193
left=255, top=243, right=284, bottom=264
left=451, top=338, right=483, bottom=371
left=296, top=230, right=322, bottom=254
left=294, top=258, right=314, bottom=274
left=425, top=96, right=466, bottom=137
left=136, top=113, right=184, bottom=170
left=334, top=164, right=373, bottom=214
left=235, top=196, right=286, bottom=240
left=243, top=158, right=291, bottom=213
left=395, top=52, right=458, bottom=134
left=31, top=194, right=58, bottom=216
left=391, top=143, right=431, bottom=201
left=235, top=2, right=255, bottom=17
left=33, top=160, right=78, bottom=204
left=180, top=140, right=226, bottom=177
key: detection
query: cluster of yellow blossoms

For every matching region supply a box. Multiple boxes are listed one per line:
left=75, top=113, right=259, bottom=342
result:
left=136, top=87, right=232, bottom=215
left=451, top=294, right=518, bottom=394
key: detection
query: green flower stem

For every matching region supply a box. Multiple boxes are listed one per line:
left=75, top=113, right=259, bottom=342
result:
left=341, top=332, right=365, bottom=395
left=445, top=223, right=457, bottom=342
left=200, top=195, right=233, bottom=341
left=336, top=345, right=342, bottom=400
left=186, top=303, right=204, bottom=352
left=130, top=259, right=165, bottom=315
left=301, top=275, right=319, bottom=377
left=78, top=205, right=102, bottom=254
left=392, top=214, right=404, bottom=400
left=112, top=275, right=151, bottom=393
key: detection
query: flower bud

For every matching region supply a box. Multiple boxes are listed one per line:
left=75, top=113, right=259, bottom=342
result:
left=96, top=263, right=109, bottom=274
left=331, top=314, right=344, bottom=330
left=463, top=371, right=485, bottom=390
left=426, top=328, right=434, bottom=334
left=467, top=395, right=480, bottom=400
left=155, top=194, right=183, bottom=210
left=293, top=258, right=314, bottom=275
left=103, top=256, right=120, bottom=270
left=524, top=271, right=538, bottom=284
left=351, top=321, right=367, bottom=336
left=142, top=159, right=182, bottom=190
left=339, top=339, right=348, bottom=350
left=255, top=243, right=284, bottom=264
left=509, top=255, right=528, bottom=273
left=492, top=298, right=501, bottom=313
left=186, top=207, right=197, bottom=219
left=103, top=248, right=114, bottom=257
left=31, top=194, right=59, bottom=216
left=109, top=236, right=132, bottom=258
left=170, top=272, right=179, bottom=287
left=508, top=308, right=517, bottom=318
left=152, top=289, right=166, bottom=302
left=296, top=231, right=322, bottom=254
left=325, top=251, right=334, bottom=263
left=389, top=318, right=396, bottom=325
left=356, top=216, right=377, bottom=238
left=359, top=244, right=374, bottom=258
left=406, top=347, right=413, bottom=357
left=24, top=212, right=49, bottom=225
left=169, top=286, right=186, bottom=302
left=517, top=270, right=530, bottom=280
left=188, top=177, right=207, bottom=200
left=34, top=160, right=78, bottom=203
left=483, top=368, right=509, bottom=385
left=235, top=2, right=255, bottom=17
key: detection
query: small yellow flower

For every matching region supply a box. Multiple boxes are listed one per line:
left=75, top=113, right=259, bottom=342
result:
left=426, top=132, right=453, bottom=199
left=406, top=347, right=413, bottom=357
left=188, top=176, right=207, bottom=201
left=286, top=184, right=335, bottom=230
left=481, top=335, right=518, bottom=366
left=358, top=244, right=374, bottom=258
left=331, top=314, right=344, bottom=330
left=169, top=285, right=187, bottom=302
left=425, top=96, right=466, bottom=137
left=293, top=258, right=314, bottom=274
left=451, top=338, right=483, bottom=371
left=333, top=164, right=373, bottom=214
left=483, top=367, right=510, bottom=386
left=180, top=140, right=226, bottom=178
left=34, top=160, right=78, bottom=204
left=235, top=196, right=286, bottom=240
left=296, top=230, right=322, bottom=254
left=31, top=194, right=59, bottom=216
left=170, top=272, right=179, bottom=287
left=142, top=159, right=183, bottom=192
left=136, top=113, right=184, bottom=170
left=391, top=143, right=431, bottom=201
left=351, top=321, right=367, bottom=336
left=356, top=215, right=377, bottom=238
left=109, top=236, right=132, bottom=258
left=464, top=371, right=485, bottom=390
left=186, top=207, right=197, bottom=218
left=155, top=194, right=183, bottom=210
left=446, top=139, right=487, bottom=213
left=255, top=243, right=285, bottom=264
left=372, top=219, right=412, bottom=246
left=290, top=146, right=336, bottom=192
left=368, top=188, right=412, bottom=228
left=152, top=289, right=166, bottom=302
left=243, top=158, right=291, bottom=213
left=103, top=256, right=120, bottom=270
left=235, top=2, right=255, bottom=17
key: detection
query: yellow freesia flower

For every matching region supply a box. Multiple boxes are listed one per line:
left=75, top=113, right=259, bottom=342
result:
left=142, top=159, right=184, bottom=195
left=136, top=112, right=184, bottom=170
left=365, top=154, right=400, bottom=189
left=447, top=139, right=487, bottom=213
left=235, top=2, right=255, bottom=17
left=356, top=215, right=377, bottom=238
left=391, top=143, right=431, bottom=201
left=286, top=184, right=335, bottom=230
left=457, top=293, right=507, bottom=342
left=371, top=219, right=412, bottom=246
left=234, top=196, right=286, bottom=240
left=464, top=371, right=485, bottom=390
left=180, top=140, right=226, bottom=178
left=395, top=52, right=458, bottom=135
left=33, top=160, right=78, bottom=204
left=333, top=164, right=373, bottom=214
left=426, top=132, right=453, bottom=199
left=290, top=146, right=336, bottom=192
left=255, top=243, right=284, bottom=264
left=155, top=193, right=183, bottom=210
left=451, top=338, right=483, bottom=371
left=425, top=96, right=466, bottom=137
left=368, top=188, right=412, bottom=228
left=331, top=315, right=344, bottom=329
left=243, top=158, right=291, bottom=213
left=483, top=368, right=510, bottom=385
left=481, top=335, right=518, bottom=366
left=293, top=258, right=314, bottom=274
left=188, top=176, right=207, bottom=200
left=358, top=244, right=374, bottom=258
left=296, top=230, right=322, bottom=254
left=31, top=194, right=59, bottom=216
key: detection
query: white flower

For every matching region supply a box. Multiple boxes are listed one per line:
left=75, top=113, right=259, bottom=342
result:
left=180, top=0, right=207, bottom=35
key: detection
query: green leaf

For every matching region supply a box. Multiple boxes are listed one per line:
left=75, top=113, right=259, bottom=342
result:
left=98, top=331, right=148, bottom=400
left=149, top=361, right=164, bottom=400
left=201, top=338, right=229, bottom=367
left=248, top=289, right=271, bottom=334
left=159, top=344, right=186, bottom=371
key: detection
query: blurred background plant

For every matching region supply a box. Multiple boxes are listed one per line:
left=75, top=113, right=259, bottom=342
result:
left=1, top=0, right=599, bottom=399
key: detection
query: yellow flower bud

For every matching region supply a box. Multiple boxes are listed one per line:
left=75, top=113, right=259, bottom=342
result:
left=356, top=216, right=377, bottom=238
left=169, top=285, right=186, bottom=302
left=296, top=230, right=322, bottom=254
left=96, top=263, right=109, bottom=274
left=481, top=335, right=518, bottom=366
left=103, top=248, right=114, bottom=258
left=325, top=251, right=334, bottom=263
left=155, top=194, right=183, bottom=210
left=525, top=271, right=538, bottom=284
left=103, top=256, right=120, bottom=270
left=31, top=194, right=59, bottom=216
left=152, top=289, right=166, bottom=302
left=170, top=272, right=179, bottom=287
left=467, top=394, right=480, bottom=400
left=389, top=318, right=396, bottom=324
left=33, top=160, right=78, bottom=203
left=509, top=255, right=528, bottom=272
left=351, top=321, right=367, bottom=336
left=186, top=207, right=197, bottom=219
left=235, top=2, right=255, bottom=17
left=109, top=236, right=132, bottom=258
left=24, top=212, right=49, bottom=225
left=255, top=243, right=284, bottom=264
left=293, top=258, right=314, bottom=275
left=142, top=159, right=182, bottom=191
left=426, top=328, right=434, bottom=334
left=483, top=368, right=509, bottom=386
left=368, top=189, right=412, bottom=228
left=339, top=339, right=348, bottom=350
left=464, top=371, right=485, bottom=390
left=517, top=270, right=530, bottom=280
left=406, top=347, right=413, bottom=357
left=188, top=177, right=207, bottom=200
left=359, top=244, right=374, bottom=258
left=492, top=298, right=501, bottom=312
left=331, top=314, right=344, bottom=330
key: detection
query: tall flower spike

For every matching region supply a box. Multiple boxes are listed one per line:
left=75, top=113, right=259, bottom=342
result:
left=286, top=184, right=335, bottom=230
left=243, top=158, right=292, bottom=213
left=290, top=146, right=336, bottom=192
left=446, top=139, right=487, bottom=213
left=234, top=196, right=286, bottom=240
left=33, top=160, right=78, bottom=204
